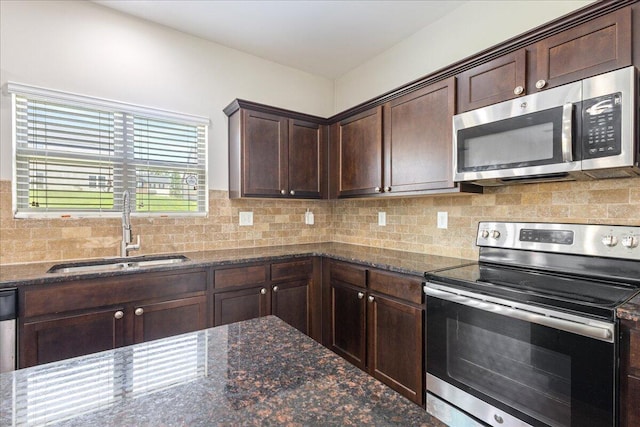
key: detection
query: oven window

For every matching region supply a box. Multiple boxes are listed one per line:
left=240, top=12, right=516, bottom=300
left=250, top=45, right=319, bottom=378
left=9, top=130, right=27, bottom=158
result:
left=427, top=297, right=614, bottom=427
left=447, top=318, right=571, bottom=426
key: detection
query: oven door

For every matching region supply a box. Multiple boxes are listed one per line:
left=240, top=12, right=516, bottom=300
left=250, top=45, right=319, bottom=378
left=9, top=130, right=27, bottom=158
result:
left=453, top=81, right=582, bottom=184
left=425, top=284, right=616, bottom=427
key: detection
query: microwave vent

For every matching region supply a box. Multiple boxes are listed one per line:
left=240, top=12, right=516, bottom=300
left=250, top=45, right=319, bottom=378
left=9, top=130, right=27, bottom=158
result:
left=583, top=168, right=640, bottom=179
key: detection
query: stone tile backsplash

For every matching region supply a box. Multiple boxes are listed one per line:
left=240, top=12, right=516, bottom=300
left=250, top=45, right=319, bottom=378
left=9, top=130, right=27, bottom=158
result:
left=1, top=177, right=638, bottom=264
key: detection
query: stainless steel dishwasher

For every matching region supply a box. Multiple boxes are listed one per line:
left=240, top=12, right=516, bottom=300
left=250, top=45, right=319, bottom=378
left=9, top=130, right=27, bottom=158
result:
left=0, top=288, right=17, bottom=372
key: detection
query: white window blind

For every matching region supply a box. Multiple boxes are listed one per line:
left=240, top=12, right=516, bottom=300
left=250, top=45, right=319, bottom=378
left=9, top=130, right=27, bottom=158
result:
left=8, top=83, right=208, bottom=218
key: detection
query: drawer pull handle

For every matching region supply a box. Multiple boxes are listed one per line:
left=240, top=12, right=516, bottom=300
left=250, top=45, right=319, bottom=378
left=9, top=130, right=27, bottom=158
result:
left=135, top=308, right=144, bottom=316
left=114, top=311, right=124, bottom=319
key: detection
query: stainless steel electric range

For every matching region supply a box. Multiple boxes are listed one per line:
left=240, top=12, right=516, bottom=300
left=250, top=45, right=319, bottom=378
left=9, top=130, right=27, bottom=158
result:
left=424, top=222, right=640, bottom=427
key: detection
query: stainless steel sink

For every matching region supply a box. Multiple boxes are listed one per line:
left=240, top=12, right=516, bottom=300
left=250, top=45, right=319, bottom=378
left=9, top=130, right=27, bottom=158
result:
left=47, top=255, right=189, bottom=274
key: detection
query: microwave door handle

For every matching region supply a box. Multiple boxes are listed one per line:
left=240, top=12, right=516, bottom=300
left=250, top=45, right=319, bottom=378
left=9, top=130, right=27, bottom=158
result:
left=561, top=103, right=573, bottom=162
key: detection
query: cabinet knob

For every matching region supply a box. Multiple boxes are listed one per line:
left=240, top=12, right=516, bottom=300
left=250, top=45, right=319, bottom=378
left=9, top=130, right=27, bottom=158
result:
left=513, top=86, right=524, bottom=95
left=114, top=310, right=124, bottom=319
left=384, top=186, right=391, bottom=192
left=535, top=79, right=547, bottom=89
left=368, top=296, right=375, bottom=303
left=273, top=285, right=279, bottom=292
left=135, top=307, right=144, bottom=316
left=374, top=187, right=382, bottom=193
left=260, top=288, right=267, bottom=295
left=280, top=189, right=286, bottom=195
left=357, top=292, right=364, bottom=299
left=289, top=190, right=295, bottom=196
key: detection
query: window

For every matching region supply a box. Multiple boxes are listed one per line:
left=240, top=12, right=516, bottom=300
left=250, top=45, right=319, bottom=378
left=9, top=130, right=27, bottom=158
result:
left=8, top=83, right=208, bottom=218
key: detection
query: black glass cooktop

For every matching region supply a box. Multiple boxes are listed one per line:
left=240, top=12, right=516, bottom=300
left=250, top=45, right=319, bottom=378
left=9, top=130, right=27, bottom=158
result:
left=426, top=263, right=640, bottom=321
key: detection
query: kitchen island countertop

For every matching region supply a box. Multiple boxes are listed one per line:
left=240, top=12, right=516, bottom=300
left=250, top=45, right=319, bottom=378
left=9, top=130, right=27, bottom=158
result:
left=0, top=316, right=445, bottom=426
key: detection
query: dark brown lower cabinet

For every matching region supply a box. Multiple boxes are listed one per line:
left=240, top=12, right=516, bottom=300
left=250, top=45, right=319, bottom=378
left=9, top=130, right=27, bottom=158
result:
left=620, top=318, right=640, bottom=427
left=21, top=307, right=125, bottom=367
left=367, top=293, right=422, bottom=404
left=18, top=268, right=209, bottom=368
left=325, top=261, right=424, bottom=405
left=133, top=296, right=207, bottom=343
left=214, top=286, right=269, bottom=326
left=271, top=279, right=309, bottom=334
left=329, top=280, right=367, bottom=368
left=212, top=258, right=315, bottom=337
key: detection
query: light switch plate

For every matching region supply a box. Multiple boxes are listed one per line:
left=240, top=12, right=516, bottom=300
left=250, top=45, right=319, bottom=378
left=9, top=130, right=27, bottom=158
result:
left=437, top=211, right=448, bottom=229
left=239, top=211, right=253, bottom=226
left=378, top=212, right=386, bottom=226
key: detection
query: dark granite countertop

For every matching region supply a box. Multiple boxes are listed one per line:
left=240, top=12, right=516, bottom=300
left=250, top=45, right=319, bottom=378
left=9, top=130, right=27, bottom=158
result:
left=618, top=293, right=640, bottom=322
left=0, top=242, right=472, bottom=288
left=0, top=316, right=446, bottom=426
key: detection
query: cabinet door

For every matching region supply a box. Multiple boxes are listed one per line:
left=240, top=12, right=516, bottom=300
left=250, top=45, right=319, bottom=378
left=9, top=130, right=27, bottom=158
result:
left=329, top=280, right=367, bottom=369
left=242, top=109, right=288, bottom=197
left=383, top=78, right=456, bottom=193
left=133, top=296, right=207, bottom=344
left=620, top=319, right=640, bottom=427
left=288, top=119, right=325, bottom=198
left=535, top=7, right=631, bottom=90
left=214, top=286, right=269, bottom=326
left=271, top=279, right=309, bottom=334
left=336, top=106, right=383, bottom=197
left=20, top=308, right=125, bottom=368
left=456, top=49, right=527, bottom=112
left=367, top=293, right=423, bottom=405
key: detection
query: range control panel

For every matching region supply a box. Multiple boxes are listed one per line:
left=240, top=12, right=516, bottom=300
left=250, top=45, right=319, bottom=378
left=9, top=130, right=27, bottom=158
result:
left=477, top=222, right=640, bottom=260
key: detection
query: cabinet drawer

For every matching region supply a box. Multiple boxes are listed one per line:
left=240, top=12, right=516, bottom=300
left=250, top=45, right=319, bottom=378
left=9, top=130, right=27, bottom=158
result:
left=22, top=269, right=207, bottom=318
left=214, top=264, right=268, bottom=289
left=271, top=258, right=312, bottom=281
left=368, top=270, right=422, bottom=305
left=630, top=328, right=640, bottom=370
left=330, top=261, right=366, bottom=288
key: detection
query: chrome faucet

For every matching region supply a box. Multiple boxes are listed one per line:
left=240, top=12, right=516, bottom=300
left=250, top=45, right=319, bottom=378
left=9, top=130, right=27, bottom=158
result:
left=121, top=190, right=140, bottom=257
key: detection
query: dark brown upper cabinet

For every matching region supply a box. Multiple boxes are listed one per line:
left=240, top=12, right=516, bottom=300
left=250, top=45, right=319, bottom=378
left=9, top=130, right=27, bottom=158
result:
left=457, top=49, right=527, bottom=113
left=332, top=106, right=383, bottom=197
left=383, top=77, right=456, bottom=193
left=534, top=6, right=632, bottom=91
left=225, top=100, right=327, bottom=199
left=331, top=78, right=467, bottom=197
left=456, top=6, right=632, bottom=112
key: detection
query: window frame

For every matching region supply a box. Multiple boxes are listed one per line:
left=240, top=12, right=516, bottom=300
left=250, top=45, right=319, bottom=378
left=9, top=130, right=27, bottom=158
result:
left=7, top=82, right=209, bottom=219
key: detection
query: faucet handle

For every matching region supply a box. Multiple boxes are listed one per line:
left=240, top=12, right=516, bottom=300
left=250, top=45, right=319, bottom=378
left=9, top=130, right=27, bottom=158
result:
left=130, top=235, right=141, bottom=250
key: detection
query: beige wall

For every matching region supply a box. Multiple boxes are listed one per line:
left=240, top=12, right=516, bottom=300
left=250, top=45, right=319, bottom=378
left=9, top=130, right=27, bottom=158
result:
left=334, top=0, right=594, bottom=111
left=2, top=177, right=638, bottom=264
left=0, top=0, right=334, bottom=189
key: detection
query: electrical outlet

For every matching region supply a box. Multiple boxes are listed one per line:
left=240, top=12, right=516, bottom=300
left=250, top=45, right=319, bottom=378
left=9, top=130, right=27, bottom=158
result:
left=239, top=211, right=253, bottom=226
left=378, top=211, right=386, bottom=226
left=437, top=211, right=448, bottom=229
left=305, top=210, right=314, bottom=225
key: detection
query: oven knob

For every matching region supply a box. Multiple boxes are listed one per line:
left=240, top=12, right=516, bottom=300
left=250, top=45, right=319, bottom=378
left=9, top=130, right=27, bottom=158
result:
left=622, top=235, right=639, bottom=249
left=480, top=230, right=489, bottom=239
left=491, top=230, right=501, bottom=239
left=601, top=235, right=618, bottom=247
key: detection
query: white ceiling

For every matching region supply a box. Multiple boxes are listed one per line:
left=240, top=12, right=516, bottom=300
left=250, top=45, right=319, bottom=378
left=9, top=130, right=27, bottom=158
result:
left=94, top=0, right=464, bottom=79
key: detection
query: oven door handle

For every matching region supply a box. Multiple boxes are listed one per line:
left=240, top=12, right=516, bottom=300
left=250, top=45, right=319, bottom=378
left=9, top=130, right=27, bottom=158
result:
left=423, top=284, right=614, bottom=343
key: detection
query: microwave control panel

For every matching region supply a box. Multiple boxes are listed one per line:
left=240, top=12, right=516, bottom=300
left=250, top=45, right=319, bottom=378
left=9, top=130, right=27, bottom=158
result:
left=582, top=92, right=622, bottom=159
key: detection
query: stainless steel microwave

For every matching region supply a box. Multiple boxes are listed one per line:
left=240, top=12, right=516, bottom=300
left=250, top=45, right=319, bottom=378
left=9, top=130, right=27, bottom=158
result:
left=453, top=66, right=638, bottom=185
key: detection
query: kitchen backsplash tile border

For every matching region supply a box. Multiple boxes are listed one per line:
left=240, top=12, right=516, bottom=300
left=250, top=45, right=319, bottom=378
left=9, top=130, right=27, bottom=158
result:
left=1, top=178, right=638, bottom=265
